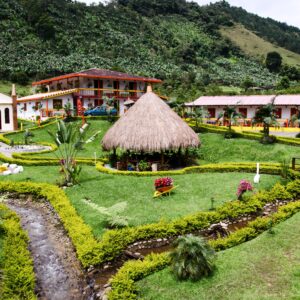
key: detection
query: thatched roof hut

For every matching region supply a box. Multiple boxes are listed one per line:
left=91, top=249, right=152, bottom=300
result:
left=102, top=87, right=200, bottom=152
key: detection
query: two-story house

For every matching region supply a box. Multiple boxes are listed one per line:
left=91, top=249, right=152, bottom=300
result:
left=17, top=68, right=162, bottom=120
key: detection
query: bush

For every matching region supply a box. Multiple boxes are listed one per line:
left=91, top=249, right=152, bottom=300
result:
left=260, top=135, right=277, bottom=144
left=0, top=204, right=36, bottom=299
left=10, top=72, right=29, bottom=85
left=170, top=235, right=215, bottom=281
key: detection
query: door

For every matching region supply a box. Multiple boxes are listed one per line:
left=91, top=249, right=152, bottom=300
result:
left=208, top=108, right=216, bottom=118
left=94, top=80, right=103, bottom=97
left=239, top=108, right=247, bottom=118
left=113, top=81, right=119, bottom=97
left=275, top=108, right=282, bottom=119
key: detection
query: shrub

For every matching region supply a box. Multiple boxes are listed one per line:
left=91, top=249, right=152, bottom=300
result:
left=236, top=180, right=253, bottom=200
left=170, top=235, right=215, bottom=281
left=81, top=200, right=129, bottom=228
left=0, top=204, right=36, bottom=299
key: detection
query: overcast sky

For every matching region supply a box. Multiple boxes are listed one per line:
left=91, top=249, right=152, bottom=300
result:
left=78, top=0, right=300, bottom=29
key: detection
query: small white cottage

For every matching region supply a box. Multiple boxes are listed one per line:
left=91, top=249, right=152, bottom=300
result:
left=0, top=85, right=18, bottom=132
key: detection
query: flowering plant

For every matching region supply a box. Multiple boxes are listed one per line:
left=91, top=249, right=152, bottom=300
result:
left=154, top=177, right=173, bottom=188
left=236, top=180, right=253, bottom=199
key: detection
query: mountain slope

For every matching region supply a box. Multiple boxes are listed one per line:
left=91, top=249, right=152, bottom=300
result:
left=0, top=0, right=299, bottom=99
left=220, top=24, right=300, bottom=67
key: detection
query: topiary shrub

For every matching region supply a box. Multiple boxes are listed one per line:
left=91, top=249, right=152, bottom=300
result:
left=170, top=234, right=216, bottom=281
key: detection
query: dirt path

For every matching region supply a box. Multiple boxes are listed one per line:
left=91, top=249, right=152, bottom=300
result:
left=8, top=199, right=92, bottom=300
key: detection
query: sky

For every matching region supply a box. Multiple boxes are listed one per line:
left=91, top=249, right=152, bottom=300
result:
left=78, top=0, right=300, bottom=29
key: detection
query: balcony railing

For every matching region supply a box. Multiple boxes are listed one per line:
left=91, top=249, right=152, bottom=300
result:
left=77, top=88, right=144, bottom=98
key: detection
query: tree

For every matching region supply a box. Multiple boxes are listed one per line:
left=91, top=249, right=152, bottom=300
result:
left=217, top=105, right=243, bottom=132
left=242, top=76, right=254, bottom=92
left=265, top=51, right=282, bottom=73
left=170, top=235, right=216, bottom=281
left=190, top=106, right=209, bottom=129
left=253, top=100, right=279, bottom=143
left=277, top=76, right=290, bottom=90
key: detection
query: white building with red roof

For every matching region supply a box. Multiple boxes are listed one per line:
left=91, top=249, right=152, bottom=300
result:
left=186, top=95, right=300, bottom=126
left=17, top=68, right=162, bottom=120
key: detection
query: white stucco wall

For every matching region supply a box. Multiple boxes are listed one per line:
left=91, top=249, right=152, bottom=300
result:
left=0, top=105, right=14, bottom=131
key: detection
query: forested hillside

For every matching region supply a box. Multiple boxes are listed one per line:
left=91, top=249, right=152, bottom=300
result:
left=0, top=0, right=300, bottom=99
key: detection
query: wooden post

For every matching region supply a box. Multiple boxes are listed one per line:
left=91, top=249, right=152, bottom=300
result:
left=11, top=84, right=18, bottom=130
left=292, top=157, right=296, bottom=170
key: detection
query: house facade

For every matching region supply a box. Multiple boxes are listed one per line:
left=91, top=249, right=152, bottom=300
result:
left=186, top=95, right=300, bottom=126
left=17, top=69, right=162, bottom=120
left=0, top=85, right=18, bottom=132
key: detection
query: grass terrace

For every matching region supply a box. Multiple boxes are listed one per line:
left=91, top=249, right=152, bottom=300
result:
left=138, top=211, right=300, bottom=300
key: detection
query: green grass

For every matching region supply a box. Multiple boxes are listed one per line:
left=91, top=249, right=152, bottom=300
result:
left=7, top=119, right=111, bottom=158
left=220, top=24, right=300, bottom=67
left=0, top=165, right=279, bottom=237
left=138, top=211, right=300, bottom=300
left=199, top=133, right=300, bottom=164
left=0, top=81, right=32, bottom=97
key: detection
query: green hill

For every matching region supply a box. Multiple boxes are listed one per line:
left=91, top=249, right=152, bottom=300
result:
left=0, top=0, right=300, bottom=99
left=220, top=24, right=300, bottom=68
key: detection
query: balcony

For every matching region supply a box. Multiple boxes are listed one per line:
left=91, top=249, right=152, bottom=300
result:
left=77, top=88, right=144, bottom=99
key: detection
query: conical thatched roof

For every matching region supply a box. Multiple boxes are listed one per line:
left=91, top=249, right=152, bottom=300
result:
left=102, top=89, right=200, bottom=152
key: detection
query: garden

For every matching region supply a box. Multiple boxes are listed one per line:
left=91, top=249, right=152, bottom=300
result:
left=1, top=116, right=300, bottom=299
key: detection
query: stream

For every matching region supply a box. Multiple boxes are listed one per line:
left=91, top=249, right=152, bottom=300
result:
left=8, top=199, right=93, bottom=300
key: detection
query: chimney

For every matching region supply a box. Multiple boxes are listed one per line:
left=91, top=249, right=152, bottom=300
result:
left=11, top=84, right=18, bottom=130
left=146, top=85, right=152, bottom=93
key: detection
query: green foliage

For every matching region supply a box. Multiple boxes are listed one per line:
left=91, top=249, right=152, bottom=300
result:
left=0, top=204, right=36, bottom=299
left=81, top=200, right=129, bottom=228
left=252, top=101, right=279, bottom=138
left=265, top=51, right=283, bottom=73
left=170, top=235, right=215, bottom=281
left=277, top=76, right=290, bottom=90
left=0, top=0, right=282, bottom=95
left=47, top=120, right=89, bottom=184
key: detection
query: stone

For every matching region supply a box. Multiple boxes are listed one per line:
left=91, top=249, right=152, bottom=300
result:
left=12, top=167, right=21, bottom=174
left=157, top=238, right=162, bottom=242
left=2, top=163, right=9, bottom=167
left=9, top=164, right=17, bottom=169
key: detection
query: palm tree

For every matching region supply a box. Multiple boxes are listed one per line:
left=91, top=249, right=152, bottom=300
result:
left=172, top=102, right=186, bottom=118
left=217, top=105, right=243, bottom=132
left=253, top=100, right=279, bottom=138
left=190, top=106, right=209, bottom=129
left=170, top=235, right=216, bottom=281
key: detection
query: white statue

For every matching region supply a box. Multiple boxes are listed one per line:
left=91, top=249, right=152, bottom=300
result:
left=254, top=163, right=260, bottom=183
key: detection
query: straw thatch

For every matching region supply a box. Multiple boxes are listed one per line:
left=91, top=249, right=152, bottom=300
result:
left=102, top=89, right=200, bottom=152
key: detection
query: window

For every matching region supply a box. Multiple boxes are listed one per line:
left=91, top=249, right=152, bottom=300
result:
left=208, top=108, right=216, bottom=118
left=239, top=108, right=247, bottom=118
left=291, top=107, right=298, bottom=117
left=275, top=108, right=282, bottom=118
left=4, top=108, right=9, bottom=124
left=53, top=99, right=63, bottom=110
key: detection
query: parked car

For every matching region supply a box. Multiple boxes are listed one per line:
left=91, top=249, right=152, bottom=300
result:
left=84, top=106, right=117, bottom=116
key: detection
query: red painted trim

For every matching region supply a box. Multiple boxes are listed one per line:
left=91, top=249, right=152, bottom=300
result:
left=32, top=74, right=162, bottom=86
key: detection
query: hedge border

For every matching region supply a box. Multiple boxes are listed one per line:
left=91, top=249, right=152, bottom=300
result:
left=108, top=181, right=300, bottom=300
left=0, top=204, right=36, bottom=299
left=96, top=161, right=282, bottom=177
left=196, top=123, right=300, bottom=146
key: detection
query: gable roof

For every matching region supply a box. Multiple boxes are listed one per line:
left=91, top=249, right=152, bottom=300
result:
left=17, top=89, right=76, bottom=102
left=0, top=93, right=12, bottom=104
left=32, top=68, right=162, bottom=86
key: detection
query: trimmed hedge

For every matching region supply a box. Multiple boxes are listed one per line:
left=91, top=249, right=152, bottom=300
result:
left=0, top=204, right=36, bottom=299
left=108, top=181, right=300, bottom=300
left=96, top=161, right=282, bottom=177
left=196, top=123, right=300, bottom=147
left=0, top=182, right=98, bottom=268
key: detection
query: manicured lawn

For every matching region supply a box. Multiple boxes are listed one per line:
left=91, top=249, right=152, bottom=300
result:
left=138, top=212, right=300, bottom=300
left=7, top=119, right=112, bottom=158
left=199, top=133, right=300, bottom=164
left=0, top=165, right=280, bottom=237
